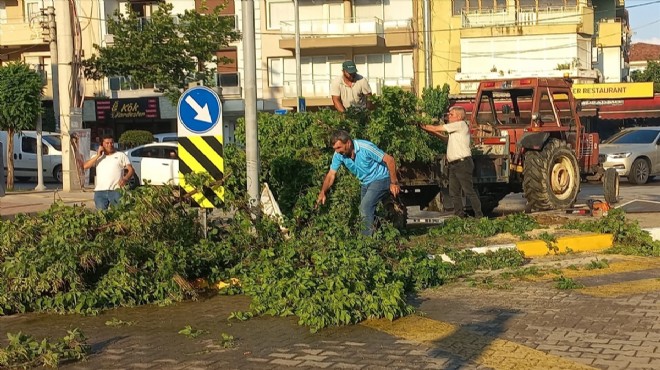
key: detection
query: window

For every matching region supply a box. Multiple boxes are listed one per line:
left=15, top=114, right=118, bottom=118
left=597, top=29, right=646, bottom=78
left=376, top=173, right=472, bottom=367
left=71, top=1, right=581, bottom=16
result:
left=21, top=137, right=37, bottom=154
left=268, top=55, right=343, bottom=88
left=24, top=0, right=40, bottom=23
left=0, top=1, right=7, bottom=24
left=605, top=130, right=660, bottom=145
left=353, top=52, right=413, bottom=84
left=453, top=0, right=467, bottom=15
left=267, top=0, right=294, bottom=30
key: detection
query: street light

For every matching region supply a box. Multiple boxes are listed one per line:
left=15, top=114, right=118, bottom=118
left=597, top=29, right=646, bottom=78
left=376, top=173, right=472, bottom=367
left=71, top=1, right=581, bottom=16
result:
left=294, top=0, right=303, bottom=111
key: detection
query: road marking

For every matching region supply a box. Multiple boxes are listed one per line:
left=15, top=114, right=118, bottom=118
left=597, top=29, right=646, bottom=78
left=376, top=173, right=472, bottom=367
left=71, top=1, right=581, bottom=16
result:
left=362, top=316, right=595, bottom=370
left=580, top=278, right=660, bottom=297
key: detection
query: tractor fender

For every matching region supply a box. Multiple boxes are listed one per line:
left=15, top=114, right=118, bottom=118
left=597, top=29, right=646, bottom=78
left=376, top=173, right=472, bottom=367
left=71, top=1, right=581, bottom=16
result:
left=518, top=132, right=550, bottom=151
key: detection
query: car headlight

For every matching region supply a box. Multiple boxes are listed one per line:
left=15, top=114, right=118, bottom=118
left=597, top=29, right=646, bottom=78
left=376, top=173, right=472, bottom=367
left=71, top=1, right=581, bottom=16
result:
left=607, top=152, right=632, bottom=159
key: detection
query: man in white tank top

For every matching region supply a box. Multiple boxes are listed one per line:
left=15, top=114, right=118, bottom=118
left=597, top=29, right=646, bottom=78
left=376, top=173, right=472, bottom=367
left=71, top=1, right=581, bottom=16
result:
left=83, top=136, right=134, bottom=210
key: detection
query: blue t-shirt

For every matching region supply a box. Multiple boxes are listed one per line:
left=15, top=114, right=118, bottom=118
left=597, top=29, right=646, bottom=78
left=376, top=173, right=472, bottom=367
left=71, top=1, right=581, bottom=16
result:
left=330, top=139, right=390, bottom=185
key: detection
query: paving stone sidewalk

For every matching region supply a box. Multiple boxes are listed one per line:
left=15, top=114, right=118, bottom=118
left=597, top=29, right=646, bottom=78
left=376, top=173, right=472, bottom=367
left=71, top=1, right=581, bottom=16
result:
left=2, top=254, right=659, bottom=369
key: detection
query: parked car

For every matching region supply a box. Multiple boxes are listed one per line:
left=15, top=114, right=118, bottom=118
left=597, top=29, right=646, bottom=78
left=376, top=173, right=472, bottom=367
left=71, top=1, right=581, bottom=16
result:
left=153, top=132, right=178, bottom=143
left=600, top=126, right=660, bottom=184
left=125, top=142, right=179, bottom=188
left=1, top=131, right=65, bottom=182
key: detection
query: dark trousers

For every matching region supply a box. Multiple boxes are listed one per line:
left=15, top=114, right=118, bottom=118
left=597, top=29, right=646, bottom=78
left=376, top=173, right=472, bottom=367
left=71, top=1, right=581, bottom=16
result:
left=448, top=157, right=483, bottom=218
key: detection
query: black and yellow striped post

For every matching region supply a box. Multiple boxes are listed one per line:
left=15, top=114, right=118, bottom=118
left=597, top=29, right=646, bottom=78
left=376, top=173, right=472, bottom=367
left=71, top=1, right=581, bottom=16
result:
left=178, top=135, right=224, bottom=208
left=176, top=86, right=224, bottom=208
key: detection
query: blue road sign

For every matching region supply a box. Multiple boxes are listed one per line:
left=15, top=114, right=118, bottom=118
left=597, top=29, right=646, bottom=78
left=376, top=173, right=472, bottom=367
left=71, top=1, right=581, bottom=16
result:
left=177, top=86, right=222, bottom=135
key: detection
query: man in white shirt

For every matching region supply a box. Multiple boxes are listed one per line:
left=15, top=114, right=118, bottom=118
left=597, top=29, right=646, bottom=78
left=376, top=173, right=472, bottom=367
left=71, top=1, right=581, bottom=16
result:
left=330, top=61, right=372, bottom=112
left=83, top=136, right=134, bottom=210
left=418, top=107, right=483, bottom=218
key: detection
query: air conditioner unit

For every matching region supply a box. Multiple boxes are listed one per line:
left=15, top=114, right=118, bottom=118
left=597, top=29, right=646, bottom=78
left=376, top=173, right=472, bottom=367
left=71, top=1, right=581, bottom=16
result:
left=104, top=34, right=114, bottom=45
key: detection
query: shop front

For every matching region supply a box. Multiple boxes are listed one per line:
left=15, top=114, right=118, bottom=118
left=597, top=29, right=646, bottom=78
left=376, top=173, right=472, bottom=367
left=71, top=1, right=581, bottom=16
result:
left=83, top=97, right=176, bottom=143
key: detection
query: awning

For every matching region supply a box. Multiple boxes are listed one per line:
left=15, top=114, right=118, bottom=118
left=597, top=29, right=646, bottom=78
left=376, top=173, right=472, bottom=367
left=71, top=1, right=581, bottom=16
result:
left=597, top=95, right=660, bottom=120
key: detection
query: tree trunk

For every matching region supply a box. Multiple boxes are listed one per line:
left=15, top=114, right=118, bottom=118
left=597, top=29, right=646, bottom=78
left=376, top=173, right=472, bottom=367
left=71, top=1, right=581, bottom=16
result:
left=6, top=128, right=14, bottom=190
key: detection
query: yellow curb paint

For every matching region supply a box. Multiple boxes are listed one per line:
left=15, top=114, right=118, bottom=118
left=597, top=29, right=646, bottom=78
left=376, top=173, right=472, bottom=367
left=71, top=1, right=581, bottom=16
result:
left=526, top=256, right=660, bottom=282
left=580, top=278, right=660, bottom=298
left=362, top=316, right=595, bottom=370
left=516, top=234, right=613, bottom=257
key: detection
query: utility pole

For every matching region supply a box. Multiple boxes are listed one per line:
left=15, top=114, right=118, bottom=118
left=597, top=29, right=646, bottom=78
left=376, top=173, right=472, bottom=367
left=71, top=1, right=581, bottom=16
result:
left=44, top=6, right=60, bottom=131
left=294, top=0, right=302, bottom=110
left=55, top=0, right=79, bottom=191
left=242, top=0, right=260, bottom=213
left=36, top=6, right=59, bottom=191
left=423, top=0, right=432, bottom=88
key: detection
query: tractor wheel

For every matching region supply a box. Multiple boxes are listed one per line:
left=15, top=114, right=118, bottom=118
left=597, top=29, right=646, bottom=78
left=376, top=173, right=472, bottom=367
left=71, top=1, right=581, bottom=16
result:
left=523, top=139, right=579, bottom=211
left=628, top=158, right=650, bottom=185
left=603, top=168, right=619, bottom=204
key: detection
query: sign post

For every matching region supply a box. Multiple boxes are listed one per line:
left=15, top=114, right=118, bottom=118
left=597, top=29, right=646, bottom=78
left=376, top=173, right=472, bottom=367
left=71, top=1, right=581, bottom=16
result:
left=177, top=86, right=224, bottom=209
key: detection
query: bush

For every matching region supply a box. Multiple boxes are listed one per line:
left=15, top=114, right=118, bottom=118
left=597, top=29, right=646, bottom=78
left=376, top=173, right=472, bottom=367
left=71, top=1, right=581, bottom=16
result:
left=118, top=130, right=154, bottom=148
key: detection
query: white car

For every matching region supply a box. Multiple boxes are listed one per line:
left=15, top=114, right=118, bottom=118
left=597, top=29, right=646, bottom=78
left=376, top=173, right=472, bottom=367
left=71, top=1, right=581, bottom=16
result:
left=125, top=142, right=179, bottom=187
left=153, top=132, right=178, bottom=143
left=600, top=126, right=660, bottom=184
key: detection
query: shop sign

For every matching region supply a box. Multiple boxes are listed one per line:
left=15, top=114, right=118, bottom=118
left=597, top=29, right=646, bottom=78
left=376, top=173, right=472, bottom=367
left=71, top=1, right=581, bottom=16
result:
left=572, top=82, right=653, bottom=100
left=96, top=98, right=160, bottom=121
left=580, top=99, right=624, bottom=106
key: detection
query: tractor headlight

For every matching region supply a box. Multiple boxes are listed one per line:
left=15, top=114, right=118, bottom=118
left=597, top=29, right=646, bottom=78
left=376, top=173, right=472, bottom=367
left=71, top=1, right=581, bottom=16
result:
left=607, top=152, right=632, bottom=159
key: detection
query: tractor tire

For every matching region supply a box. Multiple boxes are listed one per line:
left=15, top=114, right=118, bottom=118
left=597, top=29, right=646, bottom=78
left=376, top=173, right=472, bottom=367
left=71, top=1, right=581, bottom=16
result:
left=603, top=168, right=619, bottom=204
left=523, top=139, right=579, bottom=211
left=628, top=158, right=651, bottom=185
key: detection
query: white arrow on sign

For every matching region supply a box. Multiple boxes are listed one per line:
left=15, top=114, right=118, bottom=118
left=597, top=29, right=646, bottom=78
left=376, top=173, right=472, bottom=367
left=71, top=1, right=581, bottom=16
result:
left=185, top=95, right=212, bottom=123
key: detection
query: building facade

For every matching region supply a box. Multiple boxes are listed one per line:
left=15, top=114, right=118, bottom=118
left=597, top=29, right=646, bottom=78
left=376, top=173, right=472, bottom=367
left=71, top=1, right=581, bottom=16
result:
left=420, top=0, right=631, bottom=94
left=259, top=0, right=417, bottom=109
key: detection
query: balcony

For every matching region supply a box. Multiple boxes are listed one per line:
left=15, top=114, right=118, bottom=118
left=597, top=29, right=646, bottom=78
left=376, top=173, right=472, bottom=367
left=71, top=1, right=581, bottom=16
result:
left=279, top=18, right=385, bottom=50
left=460, top=5, right=594, bottom=35
left=0, top=19, right=45, bottom=46
left=280, top=77, right=413, bottom=108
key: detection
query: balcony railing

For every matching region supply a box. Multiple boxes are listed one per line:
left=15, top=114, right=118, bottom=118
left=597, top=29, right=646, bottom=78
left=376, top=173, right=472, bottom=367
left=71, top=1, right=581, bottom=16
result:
left=0, top=18, right=44, bottom=45
left=280, top=17, right=384, bottom=39
left=282, top=77, right=412, bottom=98
left=461, top=5, right=581, bottom=28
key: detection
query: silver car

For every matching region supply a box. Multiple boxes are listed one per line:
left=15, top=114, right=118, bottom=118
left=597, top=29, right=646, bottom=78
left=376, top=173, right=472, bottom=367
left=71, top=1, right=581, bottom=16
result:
left=600, top=126, right=660, bottom=184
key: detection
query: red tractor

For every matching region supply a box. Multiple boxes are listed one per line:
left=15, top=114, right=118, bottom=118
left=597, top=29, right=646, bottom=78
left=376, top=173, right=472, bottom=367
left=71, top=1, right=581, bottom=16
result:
left=467, top=77, right=618, bottom=213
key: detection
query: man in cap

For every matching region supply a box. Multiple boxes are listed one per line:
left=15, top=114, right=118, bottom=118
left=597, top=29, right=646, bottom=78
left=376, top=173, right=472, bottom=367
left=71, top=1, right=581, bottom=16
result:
left=330, top=60, right=373, bottom=112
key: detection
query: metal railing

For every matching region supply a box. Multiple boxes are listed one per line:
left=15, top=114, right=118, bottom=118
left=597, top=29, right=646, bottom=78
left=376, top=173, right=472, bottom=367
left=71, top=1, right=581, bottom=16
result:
left=281, top=76, right=412, bottom=98
left=461, top=5, right=582, bottom=28
left=280, top=17, right=384, bottom=38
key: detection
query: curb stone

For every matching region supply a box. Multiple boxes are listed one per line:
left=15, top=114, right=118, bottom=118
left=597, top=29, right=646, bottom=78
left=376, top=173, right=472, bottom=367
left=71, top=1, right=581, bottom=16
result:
left=439, top=227, right=660, bottom=263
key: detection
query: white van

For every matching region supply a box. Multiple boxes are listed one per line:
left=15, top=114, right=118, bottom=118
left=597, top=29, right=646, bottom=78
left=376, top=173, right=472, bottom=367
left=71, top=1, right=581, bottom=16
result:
left=0, top=131, right=64, bottom=182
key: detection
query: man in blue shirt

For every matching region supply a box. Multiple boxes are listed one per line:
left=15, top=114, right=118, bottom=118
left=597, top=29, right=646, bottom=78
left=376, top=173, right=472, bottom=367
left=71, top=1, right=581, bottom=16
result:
left=316, top=130, right=401, bottom=236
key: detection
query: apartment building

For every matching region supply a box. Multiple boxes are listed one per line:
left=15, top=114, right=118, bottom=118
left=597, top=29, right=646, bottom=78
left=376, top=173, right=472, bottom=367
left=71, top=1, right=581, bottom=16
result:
left=0, top=0, right=54, bottom=125
left=421, top=0, right=631, bottom=94
left=258, top=0, right=417, bottom=109
left=0, top=1, right=243, bottom=141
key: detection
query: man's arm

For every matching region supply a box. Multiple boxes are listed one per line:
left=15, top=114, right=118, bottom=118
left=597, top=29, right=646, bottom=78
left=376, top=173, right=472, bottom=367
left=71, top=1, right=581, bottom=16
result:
left=332, top=95, right=346, bottom=112
left=83, top=147, right=104, bottom=169
left=419, top=123, right=449, bottom=140
left=316, top=169, right=337, bottom=206
left=118, top=163, right=135, bottom=188
left=381, top=154, right=400, bottom=197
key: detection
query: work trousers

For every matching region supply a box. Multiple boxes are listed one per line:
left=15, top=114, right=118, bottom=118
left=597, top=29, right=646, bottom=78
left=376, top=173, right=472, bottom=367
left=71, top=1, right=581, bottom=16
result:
left=448, top=157, right=483, bottom=218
